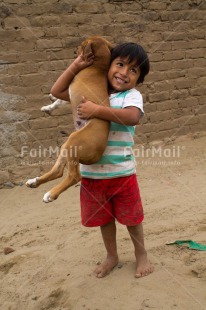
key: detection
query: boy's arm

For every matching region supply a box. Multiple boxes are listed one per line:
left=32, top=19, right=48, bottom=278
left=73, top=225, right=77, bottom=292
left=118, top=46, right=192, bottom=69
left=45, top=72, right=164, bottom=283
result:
left=77, top=99, right=141, bottom=126
left=51, top=52, right=94, bottom=101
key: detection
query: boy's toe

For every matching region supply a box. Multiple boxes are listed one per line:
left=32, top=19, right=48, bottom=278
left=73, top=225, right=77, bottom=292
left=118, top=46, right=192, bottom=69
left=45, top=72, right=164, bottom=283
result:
left=135, top=273, right=142, bottom=278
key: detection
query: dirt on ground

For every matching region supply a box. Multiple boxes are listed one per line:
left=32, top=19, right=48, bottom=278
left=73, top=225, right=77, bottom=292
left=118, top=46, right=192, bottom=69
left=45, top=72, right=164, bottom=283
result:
left=0, top=133, right=206, bottom=310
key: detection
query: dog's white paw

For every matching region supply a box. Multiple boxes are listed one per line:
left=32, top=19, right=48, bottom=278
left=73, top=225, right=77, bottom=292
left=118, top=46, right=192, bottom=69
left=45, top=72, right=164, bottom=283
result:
left=43, top=192, right=54, bottom=203
left=41, top=105, right=52, bottom=113
left=49, top=94, right=56, bottom=101
left=26, top=177, right=40, bottom=188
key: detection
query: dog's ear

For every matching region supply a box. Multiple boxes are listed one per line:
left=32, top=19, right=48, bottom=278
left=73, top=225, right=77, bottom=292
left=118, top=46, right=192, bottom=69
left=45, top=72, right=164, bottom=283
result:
left=83, top=40, right=93, bottom=56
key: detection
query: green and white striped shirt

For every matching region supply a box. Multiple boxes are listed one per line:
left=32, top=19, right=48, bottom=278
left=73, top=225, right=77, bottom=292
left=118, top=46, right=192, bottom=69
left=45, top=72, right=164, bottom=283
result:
left=80, top=88, right=144, bottom=179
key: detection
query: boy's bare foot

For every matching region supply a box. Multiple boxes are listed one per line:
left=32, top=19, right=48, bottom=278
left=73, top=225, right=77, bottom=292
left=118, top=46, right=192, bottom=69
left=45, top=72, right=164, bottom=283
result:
left=135, top=253, right=154, bottom=278
left=94, top=256, right=119, bottom=278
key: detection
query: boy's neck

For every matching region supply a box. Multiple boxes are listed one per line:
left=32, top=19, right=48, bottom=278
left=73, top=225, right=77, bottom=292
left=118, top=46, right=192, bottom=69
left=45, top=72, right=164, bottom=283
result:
left=108, top=87, right=118, bottom=95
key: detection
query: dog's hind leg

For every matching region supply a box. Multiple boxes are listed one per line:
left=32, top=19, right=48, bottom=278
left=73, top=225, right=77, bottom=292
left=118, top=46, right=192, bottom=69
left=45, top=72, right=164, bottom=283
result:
left=42, top=134, right=82, bottom=202
left=43, top=161, right=81, bottom=203
left=26, top=133, right=82, bottom=202
left=26, top=142, right=68, bottom=188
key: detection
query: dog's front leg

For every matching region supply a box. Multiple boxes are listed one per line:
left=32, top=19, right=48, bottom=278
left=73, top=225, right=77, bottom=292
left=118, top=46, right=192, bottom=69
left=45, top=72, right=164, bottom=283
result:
left=41, top=98, right=68, bottom=113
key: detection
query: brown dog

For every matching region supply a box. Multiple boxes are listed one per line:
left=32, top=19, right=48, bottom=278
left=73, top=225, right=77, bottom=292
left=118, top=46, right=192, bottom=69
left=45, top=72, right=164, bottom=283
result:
left=26, top=36, right=112, bottom=202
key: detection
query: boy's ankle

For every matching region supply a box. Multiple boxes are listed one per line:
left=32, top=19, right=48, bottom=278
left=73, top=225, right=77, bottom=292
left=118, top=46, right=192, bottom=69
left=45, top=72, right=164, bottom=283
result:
left=135, top=248, right=147, bottom=257
left=107, top=253, right=118, bottom=260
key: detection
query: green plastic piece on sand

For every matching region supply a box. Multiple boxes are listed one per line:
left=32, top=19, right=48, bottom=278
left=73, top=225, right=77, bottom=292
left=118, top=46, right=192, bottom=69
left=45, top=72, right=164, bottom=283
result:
left=166, top=240, right=206, bottom=251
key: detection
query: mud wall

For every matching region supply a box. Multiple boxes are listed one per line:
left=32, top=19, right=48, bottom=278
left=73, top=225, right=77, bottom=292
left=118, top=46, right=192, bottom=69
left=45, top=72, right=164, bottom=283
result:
left=0, top=0, right=206, bottom=186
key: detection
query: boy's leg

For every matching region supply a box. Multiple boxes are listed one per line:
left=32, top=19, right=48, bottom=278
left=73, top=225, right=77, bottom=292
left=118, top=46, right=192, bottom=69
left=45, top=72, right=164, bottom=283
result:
left=94, top=219, right=119, bottom=278
left=127, top=223, right=154, bottom=277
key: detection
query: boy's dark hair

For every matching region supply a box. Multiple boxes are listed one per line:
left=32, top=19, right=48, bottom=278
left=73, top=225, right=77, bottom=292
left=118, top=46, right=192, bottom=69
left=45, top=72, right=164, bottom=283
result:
left=110, top=43, right=150, bottom=84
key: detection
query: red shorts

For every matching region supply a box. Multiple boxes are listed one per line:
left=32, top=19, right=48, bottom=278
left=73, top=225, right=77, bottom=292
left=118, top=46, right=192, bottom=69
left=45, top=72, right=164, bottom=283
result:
left=80, top=174, right=144, bottom=227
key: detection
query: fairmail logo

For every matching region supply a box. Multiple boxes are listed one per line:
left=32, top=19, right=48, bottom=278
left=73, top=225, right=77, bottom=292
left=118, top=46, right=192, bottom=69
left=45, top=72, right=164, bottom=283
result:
left=124, top=145, right=184, bottom=158
left=20, top=145, right=82, bottom=158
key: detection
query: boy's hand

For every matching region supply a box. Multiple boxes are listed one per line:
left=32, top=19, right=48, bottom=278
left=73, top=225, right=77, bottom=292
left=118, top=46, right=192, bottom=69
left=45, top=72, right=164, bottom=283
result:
left=73, top=52, right=94, bottom=71
left=77, top=97, right=99, bottom=119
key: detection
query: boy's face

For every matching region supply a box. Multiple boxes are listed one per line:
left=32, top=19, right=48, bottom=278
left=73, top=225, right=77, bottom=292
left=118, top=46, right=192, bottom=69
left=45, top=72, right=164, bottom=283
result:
left=108, top=57, right=141, bottom=92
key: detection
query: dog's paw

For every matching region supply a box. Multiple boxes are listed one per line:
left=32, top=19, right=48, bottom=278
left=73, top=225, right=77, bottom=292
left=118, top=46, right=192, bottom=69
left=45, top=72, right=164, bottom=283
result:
left=43, top=192, right=54, bottom=203
left=26, top=177, right=40, bottom=188
left=49, top=94, right=57, bottom=101
left=41, top=105, right=52, bottom=113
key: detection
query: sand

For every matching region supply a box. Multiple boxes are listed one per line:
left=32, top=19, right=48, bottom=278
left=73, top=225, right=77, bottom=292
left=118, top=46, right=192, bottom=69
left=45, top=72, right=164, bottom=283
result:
left=0, top=133, right=206, bottom=310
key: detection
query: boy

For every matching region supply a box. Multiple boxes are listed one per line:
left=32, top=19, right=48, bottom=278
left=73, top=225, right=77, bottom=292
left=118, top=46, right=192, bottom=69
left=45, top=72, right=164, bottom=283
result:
left=51, top=42, right=153, bottom=278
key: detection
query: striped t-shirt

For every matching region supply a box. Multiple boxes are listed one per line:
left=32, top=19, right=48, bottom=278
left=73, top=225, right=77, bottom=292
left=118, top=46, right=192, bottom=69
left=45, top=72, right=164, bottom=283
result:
left=80, top=88, right=144, bottom=179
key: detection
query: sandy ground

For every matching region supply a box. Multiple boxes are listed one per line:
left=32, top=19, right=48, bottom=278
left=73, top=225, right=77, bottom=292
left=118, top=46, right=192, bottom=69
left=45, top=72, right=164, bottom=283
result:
left=0, top=133, right=206, bottom=310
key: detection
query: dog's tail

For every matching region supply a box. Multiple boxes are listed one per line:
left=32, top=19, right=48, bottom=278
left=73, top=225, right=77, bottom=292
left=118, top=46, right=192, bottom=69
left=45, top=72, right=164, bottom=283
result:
left=60, top=130, right=69, bottom=137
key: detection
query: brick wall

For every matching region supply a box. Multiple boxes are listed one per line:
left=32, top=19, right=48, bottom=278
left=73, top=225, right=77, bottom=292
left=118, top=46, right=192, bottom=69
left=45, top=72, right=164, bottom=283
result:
left=0, top=0, right=206, bottom=186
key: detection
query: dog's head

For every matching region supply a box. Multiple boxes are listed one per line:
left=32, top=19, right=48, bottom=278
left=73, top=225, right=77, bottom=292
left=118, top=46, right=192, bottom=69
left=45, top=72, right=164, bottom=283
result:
left=78, top=36, right=113, bottom=70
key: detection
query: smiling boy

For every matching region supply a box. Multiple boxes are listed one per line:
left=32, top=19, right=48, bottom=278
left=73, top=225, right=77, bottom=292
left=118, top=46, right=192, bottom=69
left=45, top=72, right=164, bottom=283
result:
left=77, top=43, right=154, bottom=278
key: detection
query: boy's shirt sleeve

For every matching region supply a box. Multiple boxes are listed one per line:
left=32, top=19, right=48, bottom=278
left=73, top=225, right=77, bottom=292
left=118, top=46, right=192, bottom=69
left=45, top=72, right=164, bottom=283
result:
left=122, top=88, right=144, bottom=116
